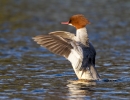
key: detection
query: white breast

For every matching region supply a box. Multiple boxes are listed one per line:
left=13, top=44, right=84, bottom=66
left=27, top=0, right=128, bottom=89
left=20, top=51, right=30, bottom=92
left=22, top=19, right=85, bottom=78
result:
left=67, top=49, right=93, bottom=80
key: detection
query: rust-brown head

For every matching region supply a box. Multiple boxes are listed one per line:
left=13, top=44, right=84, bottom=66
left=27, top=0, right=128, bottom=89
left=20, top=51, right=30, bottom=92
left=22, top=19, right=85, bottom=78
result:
left=61, top=14, right=90, bottom=29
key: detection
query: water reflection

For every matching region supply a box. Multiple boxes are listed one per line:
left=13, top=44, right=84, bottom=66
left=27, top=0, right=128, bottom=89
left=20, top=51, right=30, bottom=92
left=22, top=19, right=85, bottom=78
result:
left=67, top=80, right=96, bottom=100
left=67, top=77, right=130, bottom=100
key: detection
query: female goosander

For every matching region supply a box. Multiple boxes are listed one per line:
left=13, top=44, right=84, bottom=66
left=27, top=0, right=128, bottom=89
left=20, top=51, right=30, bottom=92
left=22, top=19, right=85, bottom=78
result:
left=33, top=14, right=100, bottom=81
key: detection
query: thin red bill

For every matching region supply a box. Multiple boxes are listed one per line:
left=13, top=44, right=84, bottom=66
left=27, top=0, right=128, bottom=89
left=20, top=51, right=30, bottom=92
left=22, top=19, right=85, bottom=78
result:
left=61, top=21, right=69, bottom=24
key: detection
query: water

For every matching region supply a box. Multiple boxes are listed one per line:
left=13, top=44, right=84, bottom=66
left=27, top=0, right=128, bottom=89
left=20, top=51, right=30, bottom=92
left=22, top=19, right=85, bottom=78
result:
left=0, top=0, right=130, bottom=100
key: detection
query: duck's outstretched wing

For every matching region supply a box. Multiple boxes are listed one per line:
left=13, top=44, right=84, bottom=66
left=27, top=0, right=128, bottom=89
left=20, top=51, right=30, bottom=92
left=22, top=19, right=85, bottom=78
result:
left=33, top=32, right=73, bottom=58
left=33, top=31, right=83, bottom=67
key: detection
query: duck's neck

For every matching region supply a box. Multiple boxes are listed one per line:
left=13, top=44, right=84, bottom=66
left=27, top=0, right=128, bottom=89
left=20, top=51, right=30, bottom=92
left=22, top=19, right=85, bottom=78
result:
left=76, top=27, right=89, bottom=46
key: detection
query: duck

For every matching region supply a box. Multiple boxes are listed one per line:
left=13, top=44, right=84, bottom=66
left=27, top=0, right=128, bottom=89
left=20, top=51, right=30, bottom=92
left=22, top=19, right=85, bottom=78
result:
left=33, top=14, right=100, bottom=81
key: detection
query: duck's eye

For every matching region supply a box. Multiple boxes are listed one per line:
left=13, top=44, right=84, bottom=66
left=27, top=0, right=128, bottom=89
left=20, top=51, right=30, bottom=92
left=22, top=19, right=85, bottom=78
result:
left=69, top=20, right=71, bottom=23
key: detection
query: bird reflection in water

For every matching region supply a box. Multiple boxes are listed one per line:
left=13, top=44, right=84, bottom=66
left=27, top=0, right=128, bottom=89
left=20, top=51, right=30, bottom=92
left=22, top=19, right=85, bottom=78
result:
left=67, top=79, right=96, bottom=99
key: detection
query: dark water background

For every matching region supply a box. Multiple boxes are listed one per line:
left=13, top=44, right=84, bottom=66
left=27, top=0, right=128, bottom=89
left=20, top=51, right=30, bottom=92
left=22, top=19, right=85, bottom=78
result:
left=0, top=0, right=130, bottom=100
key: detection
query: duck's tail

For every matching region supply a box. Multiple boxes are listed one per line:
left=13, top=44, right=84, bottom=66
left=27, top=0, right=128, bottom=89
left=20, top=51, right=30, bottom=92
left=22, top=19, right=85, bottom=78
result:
left=89, top=65, right=100, bottom=80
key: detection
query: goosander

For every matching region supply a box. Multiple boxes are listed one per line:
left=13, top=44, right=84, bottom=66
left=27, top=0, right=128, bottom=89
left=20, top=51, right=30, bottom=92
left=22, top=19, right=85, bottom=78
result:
left=33, top=14, right=100, bottom=80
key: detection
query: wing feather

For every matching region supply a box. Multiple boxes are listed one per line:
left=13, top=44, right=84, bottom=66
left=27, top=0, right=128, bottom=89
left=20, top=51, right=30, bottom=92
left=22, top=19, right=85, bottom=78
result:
left=49, top=31, right=76, bottom=41
left=33, top=34, right=73, bottom=58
